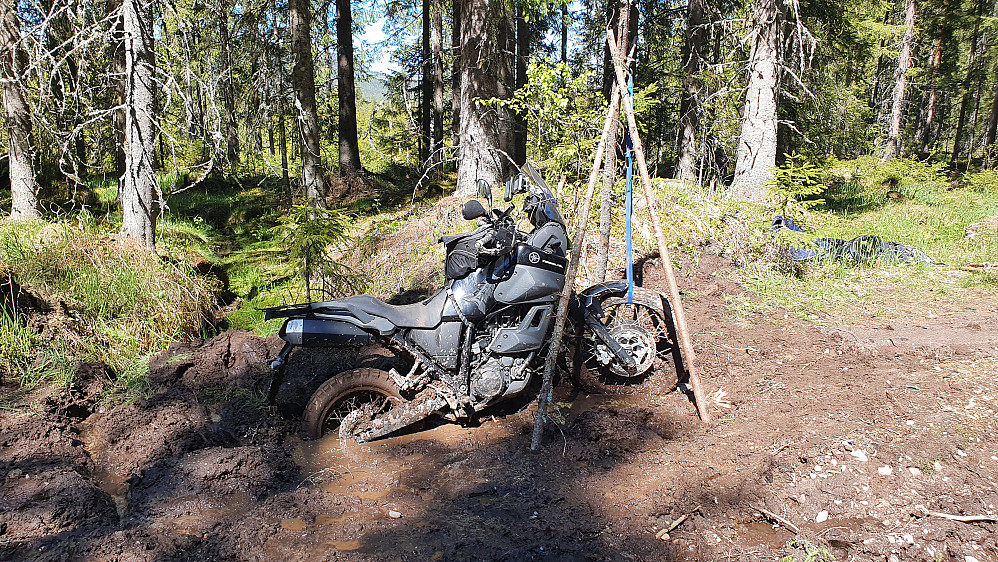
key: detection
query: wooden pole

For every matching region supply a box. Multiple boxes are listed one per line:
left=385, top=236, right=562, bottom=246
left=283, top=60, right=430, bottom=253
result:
left=531, top=85, right=622, bottom=451
left=606, top=29, right=712, bottom=423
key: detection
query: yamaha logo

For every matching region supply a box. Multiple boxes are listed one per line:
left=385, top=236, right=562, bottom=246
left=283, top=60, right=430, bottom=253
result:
left=528, top=252, right=541, bottom=264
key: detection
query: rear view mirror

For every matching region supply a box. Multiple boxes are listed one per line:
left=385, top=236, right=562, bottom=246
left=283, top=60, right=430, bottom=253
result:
left=504, top=174, right=527, bottom=202
left=477, top=179, right=493, bottom=208
left=462, top=200, right=488, bottom=221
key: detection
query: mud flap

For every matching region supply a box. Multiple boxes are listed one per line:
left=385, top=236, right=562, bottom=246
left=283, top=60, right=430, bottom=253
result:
left=267, top=342, right=294, bottom=404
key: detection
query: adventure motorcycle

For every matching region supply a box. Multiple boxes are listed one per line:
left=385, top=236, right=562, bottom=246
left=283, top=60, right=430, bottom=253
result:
left=264, top=164, right=684, bottom=442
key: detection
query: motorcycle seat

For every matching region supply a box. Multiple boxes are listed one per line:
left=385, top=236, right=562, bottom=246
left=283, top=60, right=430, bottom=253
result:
left=334, top=290, right=446, bottom=329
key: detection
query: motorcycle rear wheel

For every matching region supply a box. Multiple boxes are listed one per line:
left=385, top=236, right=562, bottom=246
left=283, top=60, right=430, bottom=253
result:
left=574, top=287, right=679, bottom=393
left=302, top=368, right=403, bottom=440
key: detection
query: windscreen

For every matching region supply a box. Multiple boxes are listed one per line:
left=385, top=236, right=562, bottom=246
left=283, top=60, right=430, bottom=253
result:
left=521, top=163, right=565, bottom=226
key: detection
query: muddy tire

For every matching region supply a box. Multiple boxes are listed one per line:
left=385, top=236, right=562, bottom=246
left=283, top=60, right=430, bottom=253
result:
left=574, top=287, right=679, bottom=394
left=302, top=368, right=403, bottom=440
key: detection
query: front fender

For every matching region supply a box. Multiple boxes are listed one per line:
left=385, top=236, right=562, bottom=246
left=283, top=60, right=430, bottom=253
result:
left=577, top=280, right=630, bottom=316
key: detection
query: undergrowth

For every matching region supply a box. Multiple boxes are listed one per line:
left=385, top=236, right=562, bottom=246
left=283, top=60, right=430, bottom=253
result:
left=0, top=216, right=218, bottom=390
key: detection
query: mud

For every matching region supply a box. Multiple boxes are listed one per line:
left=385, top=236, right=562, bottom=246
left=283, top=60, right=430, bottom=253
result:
left=2, top=254, right=997, bottom=561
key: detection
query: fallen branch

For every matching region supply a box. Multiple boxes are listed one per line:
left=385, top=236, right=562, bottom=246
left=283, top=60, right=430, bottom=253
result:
left=751, top=505, right=802, bottom=535
left=914, top=506, right=996, bottom=523
left=961, top=262, right=995, bottom=272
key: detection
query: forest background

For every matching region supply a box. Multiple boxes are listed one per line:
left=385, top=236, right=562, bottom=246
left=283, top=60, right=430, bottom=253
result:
left=0, top=0, right=997, bottom=394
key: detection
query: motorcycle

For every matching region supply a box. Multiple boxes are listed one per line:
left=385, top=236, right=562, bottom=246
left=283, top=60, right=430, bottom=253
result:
left=264, top=164, right=684, bottom=442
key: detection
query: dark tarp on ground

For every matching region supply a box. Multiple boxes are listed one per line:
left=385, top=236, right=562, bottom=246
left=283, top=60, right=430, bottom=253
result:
left=771, top=216, right=937, bottom=265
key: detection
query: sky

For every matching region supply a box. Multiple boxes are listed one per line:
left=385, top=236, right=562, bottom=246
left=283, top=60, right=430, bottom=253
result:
left=359, top=17, right=402, bottom=75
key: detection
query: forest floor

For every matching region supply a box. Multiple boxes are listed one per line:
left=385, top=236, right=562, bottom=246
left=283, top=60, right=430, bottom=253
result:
left=2, top=251, right=997, bottom=562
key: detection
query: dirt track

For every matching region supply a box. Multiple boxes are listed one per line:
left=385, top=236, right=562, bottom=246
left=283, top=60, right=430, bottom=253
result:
left=2, top=254, right=997, bottom=561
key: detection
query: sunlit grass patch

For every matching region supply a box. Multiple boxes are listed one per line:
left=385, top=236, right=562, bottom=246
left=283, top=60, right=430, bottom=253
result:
left=0, top=218, right=218, bottom=388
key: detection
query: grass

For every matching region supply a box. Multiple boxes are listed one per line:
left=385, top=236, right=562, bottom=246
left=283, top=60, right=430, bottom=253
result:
left=713, top=159, right=998, bottom=324
left=0, top=213, right=218, bottom=390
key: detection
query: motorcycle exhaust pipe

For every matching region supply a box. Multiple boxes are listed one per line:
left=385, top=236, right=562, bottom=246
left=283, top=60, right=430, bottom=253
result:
left=280, top=318, right=374, bottom=347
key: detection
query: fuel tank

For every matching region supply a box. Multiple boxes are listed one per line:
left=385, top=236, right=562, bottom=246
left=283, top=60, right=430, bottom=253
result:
left=494, top=244, right=566, bottom=304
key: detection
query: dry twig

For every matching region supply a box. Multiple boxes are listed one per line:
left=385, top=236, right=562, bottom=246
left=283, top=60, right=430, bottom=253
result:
left=914, top=506, right=996, bottom=523
left=751, top=505, right=802, bottom=535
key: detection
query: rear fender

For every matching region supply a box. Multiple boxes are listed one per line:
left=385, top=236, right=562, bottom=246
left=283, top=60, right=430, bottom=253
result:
left=264, top=301, right=396, bottom=337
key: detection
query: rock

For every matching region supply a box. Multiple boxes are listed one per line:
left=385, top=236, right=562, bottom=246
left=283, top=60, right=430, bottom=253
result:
left=388, top=510, right=402, bottom=519
left=908, top=467, right=922, bottom=476
left=655, top=529, right=670, bottom=541
left=878, top=466, right=893, bottom=476
left=851, top=450, right=868, bottom=462
left=816, top=511, right=828, bottom=523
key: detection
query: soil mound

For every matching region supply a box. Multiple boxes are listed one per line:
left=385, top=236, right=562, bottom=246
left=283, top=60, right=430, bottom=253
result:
left=83, top=389, right=219, bottom=478
left=128, top=446, right=296, bottom=518
left=148, top=330, right=283, bottom=391
left=1, top=468, right=118, bottom=544
left=0, top=411, right=92, bottom=473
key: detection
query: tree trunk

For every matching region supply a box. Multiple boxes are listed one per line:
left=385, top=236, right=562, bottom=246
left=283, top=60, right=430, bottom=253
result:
left=918, top=36, right=943, bottom=155
left=513, top=6, right=528, bottom=167
left=111, top=0, right=126, bottom=183
left=596, top=0, right=631, bottom=281
left=336, top=0, right=362, bottom=176
left=950, top=0, right=985, bottom=167
left=601, top=0, right=619, bottom=103
left=675, top=0, right=704, bottom=182
left=421, top=0, right=431, bottom=165
left=120, top=0, right=158, bottom=249
left=290, top=0, right=327, bottom=206
left=986, top=72, right=998, bottom=149
left=451, top=0, right=461, bottom=149
left=279, top=97, right=290, bottom=193
left=218, top=0, right=239, bottom=167
left=455, top=0, right=511, bottom=196
left=731, top=0, right=780, bottom=203
left=881, top=0, right=916, bottom=163
left=1, top=0, right=39, bottom=220
left=432, top=0, right=444, bottom=169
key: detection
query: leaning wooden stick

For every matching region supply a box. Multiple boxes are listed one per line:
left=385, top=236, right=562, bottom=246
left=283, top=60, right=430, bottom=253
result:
left=606, top=28, right=712, bottom=422
left=531, top=84, right=623, bottom=451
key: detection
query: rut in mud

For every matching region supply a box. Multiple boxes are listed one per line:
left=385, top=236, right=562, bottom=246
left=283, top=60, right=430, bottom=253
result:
left=2, top=250, right=996, bottom=561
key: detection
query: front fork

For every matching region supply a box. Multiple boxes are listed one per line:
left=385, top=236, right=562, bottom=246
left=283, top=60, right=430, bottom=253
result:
left=583, top=312, right=638, bottom=374
left=267, top=342, right=294, bottom=404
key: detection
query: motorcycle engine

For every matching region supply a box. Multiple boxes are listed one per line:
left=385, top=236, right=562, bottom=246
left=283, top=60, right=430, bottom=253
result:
left=471, top=356, right=511, bottom=401
left=469, top=328, right=532, bottom=404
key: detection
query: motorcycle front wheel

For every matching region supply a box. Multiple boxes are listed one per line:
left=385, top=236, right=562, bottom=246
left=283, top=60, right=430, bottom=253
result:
left=573, top=287, right=679, bottom=393
left=302, top=368, right=402, bottom=440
